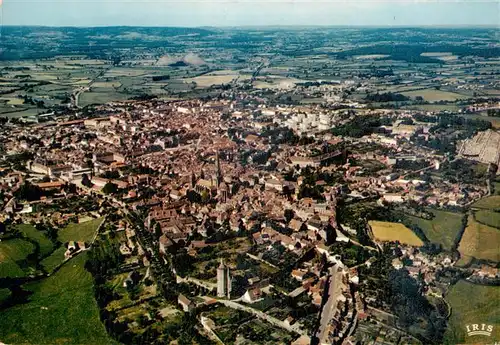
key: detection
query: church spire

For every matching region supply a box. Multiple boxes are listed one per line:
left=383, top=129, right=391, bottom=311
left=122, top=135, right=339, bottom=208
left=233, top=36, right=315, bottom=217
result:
left=216, top=149, right=222, bottom=187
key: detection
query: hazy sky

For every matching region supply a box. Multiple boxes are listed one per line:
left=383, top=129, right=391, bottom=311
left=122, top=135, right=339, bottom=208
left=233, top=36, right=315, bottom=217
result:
left=2, top=0, right=499, bottom=27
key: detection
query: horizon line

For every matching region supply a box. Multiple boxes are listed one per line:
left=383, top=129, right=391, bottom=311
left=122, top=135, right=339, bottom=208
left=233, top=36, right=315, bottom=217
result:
left=2, top=24, right=499, bottom=29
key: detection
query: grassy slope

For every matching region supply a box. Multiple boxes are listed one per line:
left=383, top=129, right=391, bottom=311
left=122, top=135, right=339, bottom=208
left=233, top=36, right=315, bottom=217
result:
left=0, top=254, right=115, bottom=345
left=58, top=217, right=104, bottom=243
left=15, top=224, right=54, bottom=257
left=0, top=288, right=10, bottom=304
left=405, top=209, right=464, bottom=250
left=472, top=195, right=500, bottom=210
left=0, top=239, right=35, bottom=278
left=474, top=210, right=500, bottom=229
left=40, top=246, right=67, bottom=273
left=458, top=215, right=500, bottom=263
left=444, top=280, right=500, bottom=344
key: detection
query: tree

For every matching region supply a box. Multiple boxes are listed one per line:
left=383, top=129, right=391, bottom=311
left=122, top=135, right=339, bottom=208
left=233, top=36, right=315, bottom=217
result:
left=325, top=223, right=337, bottom=244
left=102, top=182, right=118, bottom=195
left=46, top=227, right=59, bottom=244
left=154, top=222, right=162, bottom=238
left=200, top=189, right=209, bottom=203
left=81, top=174, right=93, bottom=188
left=136, top=314, right=148, bottom=327
left=15, top=181, right=42, bottom=201
left=102, top=170, right=120, bottom=179
left=172, top=250, right=195, bottom=277
left=365, top=92, right=409, bottom=102
left=187, top=190, right=201, bottom=203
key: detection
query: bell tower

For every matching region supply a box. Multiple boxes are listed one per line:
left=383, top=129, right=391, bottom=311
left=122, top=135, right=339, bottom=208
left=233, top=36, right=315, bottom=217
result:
left=216, top=150, right=222, bottom=188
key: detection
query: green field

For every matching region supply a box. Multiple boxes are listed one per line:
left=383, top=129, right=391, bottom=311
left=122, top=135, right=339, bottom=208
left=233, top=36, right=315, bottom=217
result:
left=79, top=91, right=133, bottom=107
left=458, top=215, right=500, bottom=263
left=444, top=280, right=500, bottom=344
left=472, top=195, right=500, bottom=210
left=401, top=89, right=467, bottom=102
left=474, top=210, right=500, bottom=229
left=0, top=107, right=42, bottom=118
left=58, top=217, right=105, bottom=243
left=0, top=254, right=115, bottom=345
left=41, top=246, right=66, bottom=273
left=404, top=209, right=464, bottom=250
left=0, top=239, right=35, bottom=278
left=92, top=81, right=122, bottom=88
left=15, top=224, right=54, bottom=257
left=460, top=114, right=500, bottom=129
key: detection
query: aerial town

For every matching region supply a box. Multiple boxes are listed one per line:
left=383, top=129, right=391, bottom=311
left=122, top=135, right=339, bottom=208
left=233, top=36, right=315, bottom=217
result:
left=0, top=25, right=499, bottom=345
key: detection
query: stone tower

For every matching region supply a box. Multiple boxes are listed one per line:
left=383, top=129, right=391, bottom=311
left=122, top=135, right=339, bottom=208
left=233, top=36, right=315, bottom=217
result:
left=215, top=150, right=222, bottom=188
left=217, top=259, right=231, bottom=298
